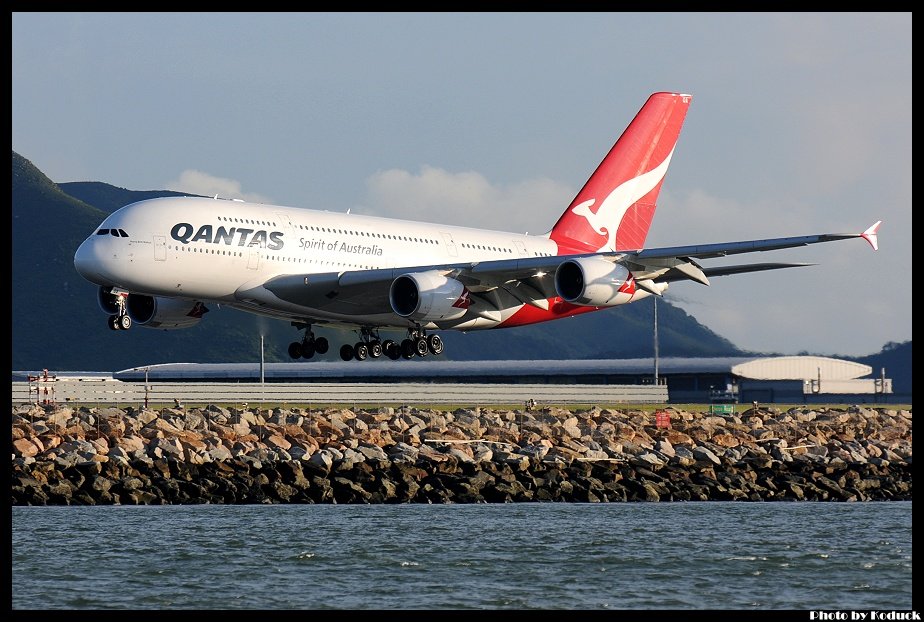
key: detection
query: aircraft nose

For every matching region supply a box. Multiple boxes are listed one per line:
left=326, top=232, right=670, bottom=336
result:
left=74, top=237, right=102, bottom=282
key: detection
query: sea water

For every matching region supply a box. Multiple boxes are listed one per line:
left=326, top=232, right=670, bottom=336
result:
left=11, top=501, right=912, bottom=610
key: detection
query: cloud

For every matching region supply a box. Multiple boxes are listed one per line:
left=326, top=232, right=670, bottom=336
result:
left=360, top=165, right=575, bottom=234
left=165, top=170, right=273, bottom=204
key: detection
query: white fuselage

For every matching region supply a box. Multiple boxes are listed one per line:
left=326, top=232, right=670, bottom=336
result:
left=74, top=196, right=560, bottom=328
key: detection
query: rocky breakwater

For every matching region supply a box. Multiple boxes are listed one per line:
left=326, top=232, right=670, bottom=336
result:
left=11, top=404, right=912, bottom=505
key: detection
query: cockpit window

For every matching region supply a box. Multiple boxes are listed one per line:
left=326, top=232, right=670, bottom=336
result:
left=95, top=228, right=129, bottom=237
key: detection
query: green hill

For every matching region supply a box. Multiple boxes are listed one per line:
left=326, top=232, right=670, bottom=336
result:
left=58, top=181, right=203, bottom=215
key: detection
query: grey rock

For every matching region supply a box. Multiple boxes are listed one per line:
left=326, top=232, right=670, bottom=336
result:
left=692, top=446, right=721, bottom=465
left=654, top=439, right=675, bottom=458
left=308, top=451, right=334, bottom=473
left=631, top=452, right=666, bottom=468
left=357, top=444, right=388, bottom=462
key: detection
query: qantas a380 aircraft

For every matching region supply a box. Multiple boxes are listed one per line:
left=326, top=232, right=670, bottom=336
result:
left=74, top=92, right=881, bottom=362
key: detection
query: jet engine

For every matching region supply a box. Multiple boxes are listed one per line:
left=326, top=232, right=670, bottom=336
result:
left=554, top=257, right=635, bottom=307
left=389, top=271, right=470, bottom=322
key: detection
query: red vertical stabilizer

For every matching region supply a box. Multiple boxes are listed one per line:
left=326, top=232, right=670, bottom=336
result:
left=549, top=92, right=691, bottom=254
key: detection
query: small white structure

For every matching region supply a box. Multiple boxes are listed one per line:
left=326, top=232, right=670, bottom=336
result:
left=732, top=356, right=890, bottom=401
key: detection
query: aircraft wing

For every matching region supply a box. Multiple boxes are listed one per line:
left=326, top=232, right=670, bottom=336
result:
left=620, top=221, right=880, bottom=286
left=259, top=222, right=880, bottom=316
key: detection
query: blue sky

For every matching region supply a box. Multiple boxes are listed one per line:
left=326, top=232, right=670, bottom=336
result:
left=12, top=12, right=911, bottom=357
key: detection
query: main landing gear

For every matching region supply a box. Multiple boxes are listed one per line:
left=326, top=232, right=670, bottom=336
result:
left=288, top=324, right=329, bottom=360
left=288, top=324, right=445, bottom=362
left=339, top=327, right=444, bottom=362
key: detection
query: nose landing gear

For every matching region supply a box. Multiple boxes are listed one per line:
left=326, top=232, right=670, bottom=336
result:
left=107, top=292, right=132, bottom=330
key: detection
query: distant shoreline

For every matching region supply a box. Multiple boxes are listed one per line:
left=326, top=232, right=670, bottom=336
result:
left=12, top=403, right=912, bottom=504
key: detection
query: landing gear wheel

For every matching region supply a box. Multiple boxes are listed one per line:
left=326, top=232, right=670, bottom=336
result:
left=340, top=344, right=355, bottom=361
left=314, top=337, right=329, bottom=355
left=414, top=337, right=430, bottom=357
left=301, top=341, right=315, bottom=359
left=118, top=315, right=132, bottom=330
left=109, top=315, right=120, bottom=330
left=354, top=343, right=369, bottom=361
left=369, top=341, right=383, bottom=358
left=401, top=339, right=416, bottom=359
left=427, top=334, right=443, bottom=355
left=385, top=341, right=401, bottom=360
left=288, top=342, right=303, bottom=359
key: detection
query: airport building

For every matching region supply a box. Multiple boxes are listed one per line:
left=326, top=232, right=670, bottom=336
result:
left=106, top=355, right=897, bottom=405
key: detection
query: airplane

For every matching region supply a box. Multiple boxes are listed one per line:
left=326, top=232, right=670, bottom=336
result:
left=73, top=92, right=881, bottom=363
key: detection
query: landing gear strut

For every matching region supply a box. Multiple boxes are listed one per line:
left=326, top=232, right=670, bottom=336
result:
left=288, top=323, right=329, bottom=360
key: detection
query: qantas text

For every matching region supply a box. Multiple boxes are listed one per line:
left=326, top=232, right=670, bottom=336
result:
left=170, top=223, right=284, bottom=250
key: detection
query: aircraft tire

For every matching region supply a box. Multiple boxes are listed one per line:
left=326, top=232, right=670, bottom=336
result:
left=301, top=342, right=315, bottom=359
left=288, top=342, right=303, bottom=359
left=386, top=343, right=401, bottom=360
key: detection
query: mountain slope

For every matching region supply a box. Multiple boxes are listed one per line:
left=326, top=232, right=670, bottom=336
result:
left=58, top=181, right=203, bottom=214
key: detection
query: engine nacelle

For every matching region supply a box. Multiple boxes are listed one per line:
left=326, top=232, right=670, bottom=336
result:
left=126, top=294, right=208, bottom=329
left=389, top=270, right=471, bottom=322
left=555, top=257, right=635, bottom=307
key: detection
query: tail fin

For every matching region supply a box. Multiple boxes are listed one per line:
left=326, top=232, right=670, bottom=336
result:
left=549, top=92, right=692, bottom=254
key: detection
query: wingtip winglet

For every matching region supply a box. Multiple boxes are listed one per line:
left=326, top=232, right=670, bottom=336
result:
left=861, top=220, right=881, bottom=251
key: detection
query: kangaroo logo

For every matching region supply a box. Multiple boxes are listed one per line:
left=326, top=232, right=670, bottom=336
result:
left=187, top=302, right=209, bottom=318
left=452, top=288, right=472, bottom=310
left=571, top=148, right=675, bottom=252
